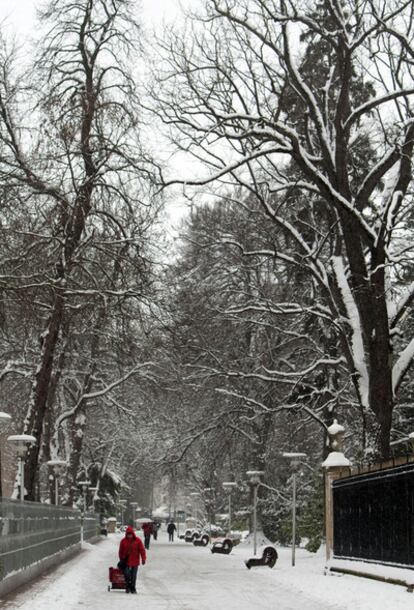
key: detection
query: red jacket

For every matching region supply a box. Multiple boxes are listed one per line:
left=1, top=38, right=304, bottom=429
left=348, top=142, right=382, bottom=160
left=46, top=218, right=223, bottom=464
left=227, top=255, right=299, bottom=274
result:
left=142, top=522, right=153, bottom=536
left=119, top=527, right=146, bottom=567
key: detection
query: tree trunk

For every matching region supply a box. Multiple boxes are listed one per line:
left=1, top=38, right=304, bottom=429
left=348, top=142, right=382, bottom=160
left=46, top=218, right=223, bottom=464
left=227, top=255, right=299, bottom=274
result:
left=24, top=294, right=65, bottom=500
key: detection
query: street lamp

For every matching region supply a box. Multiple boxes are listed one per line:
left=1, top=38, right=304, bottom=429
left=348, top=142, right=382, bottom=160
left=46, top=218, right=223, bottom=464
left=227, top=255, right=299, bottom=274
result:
left=7, top=434, right=36, bottom=502
left=203, top=488, right=214, bottom=537
left=246, top=471, right=264, bottom=556
left=222, top=482, right=237, bottom=536
left=190, top=492, right=200, bottom=523
left=327, top=420, right=345, bottom=451
left=89, top=486, right=98, bottom=513
left=130, top=501, right=138, bottom=525
left=0, top=412, right=12, bottom=496
left=78, top=479, right=91, bottom=544
left=282, top=452, right=307, bottom=567
left=47, top=459, right=67, bottom=505
left=119, top=499, right=127, bottom=526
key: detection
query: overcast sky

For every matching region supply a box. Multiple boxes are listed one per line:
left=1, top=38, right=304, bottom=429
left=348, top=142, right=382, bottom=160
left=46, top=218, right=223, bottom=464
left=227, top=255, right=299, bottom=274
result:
left=0, top=0, right=186, bottom=34
left=0, top=0, right=196, bottom=230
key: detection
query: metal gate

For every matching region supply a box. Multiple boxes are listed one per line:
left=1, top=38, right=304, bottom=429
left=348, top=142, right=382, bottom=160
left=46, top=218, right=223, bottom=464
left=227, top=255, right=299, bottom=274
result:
left=332, top=462, right=414, bottom=567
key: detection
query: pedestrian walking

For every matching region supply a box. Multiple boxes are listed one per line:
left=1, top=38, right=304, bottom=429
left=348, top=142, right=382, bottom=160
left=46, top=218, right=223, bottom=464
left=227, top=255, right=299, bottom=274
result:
left=118, top=526, right=146, bottom=594
left=142, top=521, right=154, bottom=550
left=153, top=520, right=161, bottom=541
left=167, top=521, right=177, bottom=542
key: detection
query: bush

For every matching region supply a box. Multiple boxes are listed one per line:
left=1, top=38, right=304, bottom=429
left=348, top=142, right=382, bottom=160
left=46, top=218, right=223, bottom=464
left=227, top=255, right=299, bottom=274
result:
left=305, top=536, right=322, bottom=553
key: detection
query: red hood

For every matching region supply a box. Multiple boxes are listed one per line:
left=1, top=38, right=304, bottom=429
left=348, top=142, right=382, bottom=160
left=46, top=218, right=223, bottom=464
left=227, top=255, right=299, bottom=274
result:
left=125, top=526, right=136, bottom=539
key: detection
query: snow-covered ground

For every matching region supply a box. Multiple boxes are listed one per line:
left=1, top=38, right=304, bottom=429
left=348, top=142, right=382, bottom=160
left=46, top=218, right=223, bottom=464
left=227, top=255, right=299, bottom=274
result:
left=1, top=531, right=411, bottom=610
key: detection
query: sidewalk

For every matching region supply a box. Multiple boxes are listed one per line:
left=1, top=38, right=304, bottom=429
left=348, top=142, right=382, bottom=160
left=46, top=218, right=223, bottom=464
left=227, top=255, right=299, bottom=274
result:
left=1, top=532, right=411, bottom=610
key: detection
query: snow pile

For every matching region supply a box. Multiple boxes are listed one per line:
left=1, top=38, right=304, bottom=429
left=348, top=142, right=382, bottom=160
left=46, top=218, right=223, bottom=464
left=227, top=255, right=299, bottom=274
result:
left=241, top=530, right=273, bottom=548
left=152, top=505, right=169, bottom=519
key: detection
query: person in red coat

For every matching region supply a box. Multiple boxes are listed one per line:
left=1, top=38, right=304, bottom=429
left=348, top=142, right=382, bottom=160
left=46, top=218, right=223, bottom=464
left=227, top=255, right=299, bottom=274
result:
left=118, top=526, right=146, bottom=594
left=141, top=521, right=154, bottom=550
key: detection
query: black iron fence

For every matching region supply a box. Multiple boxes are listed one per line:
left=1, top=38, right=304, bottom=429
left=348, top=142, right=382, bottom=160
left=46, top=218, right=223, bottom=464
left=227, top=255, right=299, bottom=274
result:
left=0, top=498, right=99, bottom=581
left=333, top=461, right=414, bottom=567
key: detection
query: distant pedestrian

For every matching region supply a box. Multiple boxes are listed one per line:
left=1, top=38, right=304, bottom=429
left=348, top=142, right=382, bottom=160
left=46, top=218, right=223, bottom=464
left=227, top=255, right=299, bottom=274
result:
left=118, top=526, right=146, bottom=594
left=153, top=520, right=161, bottom=541
left=167, top=521, right=177, bottom=542
left=142, top=521, right=153, bottom=550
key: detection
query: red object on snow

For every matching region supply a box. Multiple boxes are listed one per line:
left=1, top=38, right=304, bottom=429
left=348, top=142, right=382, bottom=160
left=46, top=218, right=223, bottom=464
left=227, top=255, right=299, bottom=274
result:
left=108, top=567, right=126, bottom=591
left=119, top=526, right=147, bottom=567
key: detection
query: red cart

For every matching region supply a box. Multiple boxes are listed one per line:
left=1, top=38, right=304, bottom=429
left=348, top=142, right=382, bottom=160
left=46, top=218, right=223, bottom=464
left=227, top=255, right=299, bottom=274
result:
left=108, top=567, right=126, bottom=592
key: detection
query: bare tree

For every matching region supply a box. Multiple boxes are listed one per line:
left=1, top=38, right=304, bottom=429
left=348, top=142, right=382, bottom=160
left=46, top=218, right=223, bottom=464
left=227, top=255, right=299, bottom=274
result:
left=0, top=0, right=156, bottom=499
left=151, top=0, right=414, bottom=458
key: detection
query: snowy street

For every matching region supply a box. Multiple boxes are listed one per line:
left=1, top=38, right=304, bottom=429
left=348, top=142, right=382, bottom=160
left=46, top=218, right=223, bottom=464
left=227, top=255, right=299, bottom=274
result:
left=2, top=531, right=410, bottom=610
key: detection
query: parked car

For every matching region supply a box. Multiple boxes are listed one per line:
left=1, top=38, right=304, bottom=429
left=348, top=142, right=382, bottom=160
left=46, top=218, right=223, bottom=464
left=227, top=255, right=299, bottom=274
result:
left=184, top=528, right=201, bottom=542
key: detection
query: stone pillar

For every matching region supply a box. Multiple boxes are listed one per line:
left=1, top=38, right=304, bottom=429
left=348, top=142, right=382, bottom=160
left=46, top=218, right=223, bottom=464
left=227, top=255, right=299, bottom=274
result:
left=322, top=420, right=351, bottom=563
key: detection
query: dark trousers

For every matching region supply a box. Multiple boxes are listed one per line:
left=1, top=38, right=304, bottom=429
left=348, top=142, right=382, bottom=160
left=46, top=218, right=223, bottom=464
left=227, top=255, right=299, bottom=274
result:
left=144, top=534, right=151, bottom=550
left=168, top=532, right=174, bottom=542
left=123, top=566, right=138, bottom=591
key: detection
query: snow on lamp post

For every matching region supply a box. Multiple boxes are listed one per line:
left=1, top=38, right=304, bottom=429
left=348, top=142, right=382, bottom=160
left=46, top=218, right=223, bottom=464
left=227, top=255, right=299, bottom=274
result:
left=47, top=460, right=67, bottom=505
left=7, top=434, right=36, bottom=502
left=222, top=482, right=237, bottom=537
left=246, top=470, right=264, bottom=556
left=282, top=453, right=307, bottom=567
left=78, top=480, right=91, bottom=544
left=322, top=421, right=351, bottom=563
left=0, top=412, right=12, bottom=497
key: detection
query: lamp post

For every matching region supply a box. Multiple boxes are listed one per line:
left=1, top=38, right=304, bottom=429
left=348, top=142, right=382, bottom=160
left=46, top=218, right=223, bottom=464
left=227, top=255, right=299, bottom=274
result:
left=0, top=412, right=12, bottom=497
left=7, top=434, right=36, bottom=502
left=282, top=453, right=307, bottom=567
left=130, top=501, right=138, bottom=526
left=246, top=471, right=264, bottom=556
left=119, top=499, right=127, bottom=526
left=222, top=482, right=237, bottom=537
left=203, top=488, right=213, bottom=537
left=78, top=480, right=91, bottom=544
left=89, top=486, right=98, bottom=513
left=47, top=460, right=67, bottom=505
left=186, top=501, right=192, bottom=526
left=190, top=492, right=200, bottom=524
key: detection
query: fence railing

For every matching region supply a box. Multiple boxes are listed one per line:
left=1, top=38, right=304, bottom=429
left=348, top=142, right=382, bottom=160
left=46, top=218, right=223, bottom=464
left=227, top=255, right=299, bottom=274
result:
left=333, top=461, right=414, bottom=567
left=0, top=498, right=99, bottom=581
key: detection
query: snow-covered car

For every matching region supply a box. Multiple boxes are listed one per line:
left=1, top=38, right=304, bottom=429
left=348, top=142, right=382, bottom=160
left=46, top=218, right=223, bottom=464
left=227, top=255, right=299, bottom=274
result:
left=208, top=524, right=225, bottom=537
left=184, top=528, right=201, bottom=542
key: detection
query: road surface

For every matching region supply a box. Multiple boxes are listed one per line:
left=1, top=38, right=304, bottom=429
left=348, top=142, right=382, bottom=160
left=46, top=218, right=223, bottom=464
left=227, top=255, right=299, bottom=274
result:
left=1, top=531, right=408, bottom=610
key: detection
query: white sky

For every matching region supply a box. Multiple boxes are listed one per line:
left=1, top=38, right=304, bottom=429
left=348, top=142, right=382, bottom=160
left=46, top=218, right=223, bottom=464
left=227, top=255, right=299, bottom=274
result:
left=0, top=0, right=196, bottom=230
left=0, top=0, right=186, bottom=33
